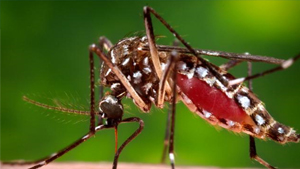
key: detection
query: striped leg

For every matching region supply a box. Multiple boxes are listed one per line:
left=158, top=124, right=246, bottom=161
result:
left=229, top=53, right=300, bottom=85
left=28, top=124, right=108, bottom=169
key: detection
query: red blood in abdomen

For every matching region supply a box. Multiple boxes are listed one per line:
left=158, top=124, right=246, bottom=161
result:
left=177, top=73, right=250, bottom=124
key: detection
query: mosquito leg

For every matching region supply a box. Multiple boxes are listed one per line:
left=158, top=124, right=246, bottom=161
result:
left=169, top=56, right=178, bottom=169
left=27, top=124, right=110, bottom=169
left=229, top=53, right=300, bottom=85
left=159, top=50, right=179, bottom=164
left=220, top=60, right=243, bottom=71
left=112, top=117, right=144, bottom=169
left=143, top=7, right=172, bottom=102
left=247, top=62, right=275, bottom=169
left=97, top=37, right=113, bottom=125
left=249, top=136, right=276, bottom=169
left=89, top=47, right=96, bottom=133
left=143, top=7, right=162, bottom=80
left=143, top=6, right=228, bottom=87
left=161, top=105, right=171, bottom=163
left=90, top=45, right=150, bottom=112
left=99, top=36, right=113, bottom=52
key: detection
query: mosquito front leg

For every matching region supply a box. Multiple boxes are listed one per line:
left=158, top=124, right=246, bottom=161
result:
left=143, top=7, right=172, bottom=106
left=28, top=124, right=109, bottom=169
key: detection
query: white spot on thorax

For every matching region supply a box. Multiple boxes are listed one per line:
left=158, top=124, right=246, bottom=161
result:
left=127, top=75, right=131, bottom=81
left=255, top=114, right=265, bottom=125
left=105, top=68, right=112, bottom=77
left=143, top=67, right=152, bottom=74
left=143, top=83, right=152, bottom=94
left=195, top=66, right=208, bottom=78
left=161, top=63, right=167, bottom=71
left=111, top=83, right=120, bottom=90
left=237, top=94, right=250, bottom=109
left=143, top=57, right=149, bottom=66
left=123, top=45, right=129, bottom=55
left=110, top=49, right=116, bottom=64
left=141, top=36, right=147, bottom=41
left=133, top=71, right=142, bottom=84
left=122, top=58, right=130, bottom=66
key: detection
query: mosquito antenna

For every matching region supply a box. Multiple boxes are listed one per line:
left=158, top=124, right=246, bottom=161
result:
left=23, top=96, right=90, bottom=115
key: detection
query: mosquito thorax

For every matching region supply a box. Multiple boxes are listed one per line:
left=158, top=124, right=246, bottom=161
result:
left=100, top=36, right=170, bottom=108
left=99, top=95, right=123, bottom=120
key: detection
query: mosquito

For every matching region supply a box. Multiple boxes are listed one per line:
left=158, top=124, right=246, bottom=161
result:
left=4, top=6, right=300, bottom=169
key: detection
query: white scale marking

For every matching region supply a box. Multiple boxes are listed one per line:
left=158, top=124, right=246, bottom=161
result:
left=282, top=58, right=293, bottom=69
left=228, top=120, right=235, bottom=127
left=237, top=94, right=250, bottom=109
left=143, top=67, right=152, bottom=74
left=169, top=153, right=175, bottom=163
left=216, top=79, right=227, bottom=92
left=110, top=49, right=116, bottom=64
left=255, top=114, right=265, bottom=125
left=95, top=125, right=104, bottom=130
left=111, top=83, right=120, bottom=89
left=254, top=127, right=261, bottom=134
left=105, top=68, right=112, bottom=77
left=278, top=127, right=284, bottom=134
left=195, top=66, right=208, bottom=78
left=38, top=161, right=46, bottom=166
left=203, top=109, right=212, bottom=118
left=123, top=45, right=129, bottom=55
left=186, top=68, right=195, bottom=79
left=82, top=134, right=90, bottom=140
left=133, top=71, right=142, bottom=84
left=205, top=77, right=216, bottom=86
left=122, top=58, right=130, bottom=66
left=143, top=57, right=149, bottom=66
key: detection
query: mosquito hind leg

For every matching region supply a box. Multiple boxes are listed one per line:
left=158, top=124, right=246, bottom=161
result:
left=220, top=60, right=243, bottom=71
left=247, top=62, right=276, bottom=169
left=229, top=53, right=300, bottom=85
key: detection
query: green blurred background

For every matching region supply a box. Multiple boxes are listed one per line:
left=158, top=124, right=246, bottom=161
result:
left=1, top=1, right=300, bottom=168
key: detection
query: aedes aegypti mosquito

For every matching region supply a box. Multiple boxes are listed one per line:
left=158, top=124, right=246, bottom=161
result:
left=5, top=6, right=300, bottom=169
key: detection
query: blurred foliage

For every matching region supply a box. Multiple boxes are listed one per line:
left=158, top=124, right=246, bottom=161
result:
left=1, top=1, right=300, bottom=168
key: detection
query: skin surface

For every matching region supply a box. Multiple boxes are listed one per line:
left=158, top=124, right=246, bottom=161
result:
left=1, top=162, right=232, bottom=169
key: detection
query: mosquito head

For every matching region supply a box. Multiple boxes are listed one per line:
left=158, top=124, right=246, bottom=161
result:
left=99, top=95, right=123, bottom=121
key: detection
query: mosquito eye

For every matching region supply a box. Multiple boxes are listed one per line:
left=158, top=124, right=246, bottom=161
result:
left=99, top=95, right=123, bottom=119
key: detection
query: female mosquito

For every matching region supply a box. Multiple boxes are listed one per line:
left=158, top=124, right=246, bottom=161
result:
left=5, top=6, right=300, bottom=169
